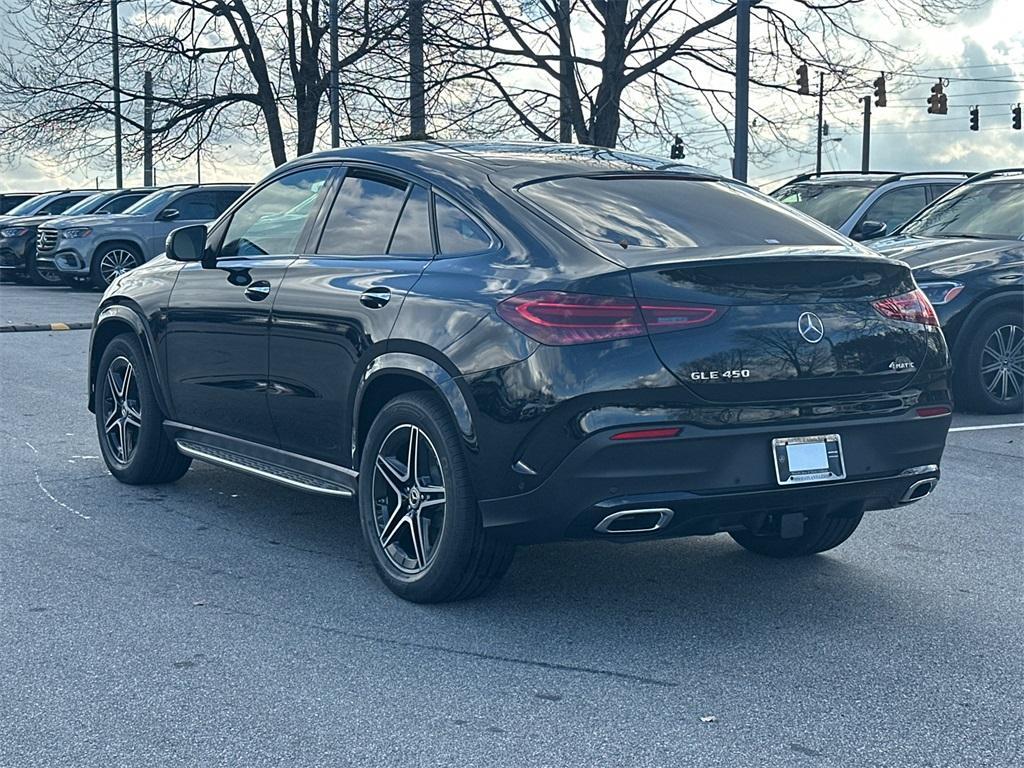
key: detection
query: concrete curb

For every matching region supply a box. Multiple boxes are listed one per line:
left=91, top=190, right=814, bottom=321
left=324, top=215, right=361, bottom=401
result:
left=0, top=322, right=92, bottom=333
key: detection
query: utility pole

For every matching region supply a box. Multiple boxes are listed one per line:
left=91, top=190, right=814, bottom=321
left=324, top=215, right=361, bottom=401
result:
left=732, top=0, right=752, bottom=181
left=110, top=0, right=123, bottom=187
left=329, top=0, right=340, bottom=147
left=143, top=71, right=153, bottom=186
left=557, top=0, right=572, bottom=143
left=861, top=96, right=871, bottom=173
left=409, top=0, right=426, bottom=139
left=815, top=71, right=824, bottom=175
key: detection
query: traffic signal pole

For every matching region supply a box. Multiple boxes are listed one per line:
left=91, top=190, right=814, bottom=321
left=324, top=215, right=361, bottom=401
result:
left=815, top=72, right=824, bottom=175
left=732, top=0, right=751, bottom=181
left=110, top=0, right=123, bottom=187
left=861, top=96, right=871, bottom=172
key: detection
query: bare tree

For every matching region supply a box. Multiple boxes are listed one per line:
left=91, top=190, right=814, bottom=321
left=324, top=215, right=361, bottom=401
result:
left=0, top=0, right=407, bottom=173
left=431, top=0, right=987, bottom=162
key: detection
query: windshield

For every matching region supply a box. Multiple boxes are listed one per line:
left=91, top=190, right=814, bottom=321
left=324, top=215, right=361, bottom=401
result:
left=6, top=192, right=58, bottom=217
left=520, top=176, right=846, bottom=248
left=899, top=180, right=1024, bottom=240
left=63, top=191, right=114, bottom=216
left=770, top=182, right=877, bottom=230
left=122, top=188, right=180, bottom=215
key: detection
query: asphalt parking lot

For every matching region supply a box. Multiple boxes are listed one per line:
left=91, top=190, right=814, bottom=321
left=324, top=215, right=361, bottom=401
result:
left=1, top=282, right=1021, bottom=768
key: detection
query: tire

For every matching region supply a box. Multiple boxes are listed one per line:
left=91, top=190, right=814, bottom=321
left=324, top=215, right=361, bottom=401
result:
left=955, top=307, right=1024, bottom=414
left=95, top=333, right=192, bottom=484
left=26, top=254, right=63, bottom=286
left=729, top=507, right=864, bottom=558
left=358, top=392, right=514, bottom=603
left=90, top=244, right=142, bottom=289
left=62, top=274, right=95, bottom=291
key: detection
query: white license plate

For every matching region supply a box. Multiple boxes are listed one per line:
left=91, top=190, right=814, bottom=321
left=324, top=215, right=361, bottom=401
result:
left=772, top=434, right=846, bottom=485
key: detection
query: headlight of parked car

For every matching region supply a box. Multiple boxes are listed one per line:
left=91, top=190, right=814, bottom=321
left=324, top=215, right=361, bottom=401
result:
left=61, top=227, right=93, bottom=239
left=918, top=281, right=965, bottom=306
left=0, top=227, right=29, bottom=238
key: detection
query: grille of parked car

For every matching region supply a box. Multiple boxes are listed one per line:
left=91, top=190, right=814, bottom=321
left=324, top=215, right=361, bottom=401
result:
left=36, top=229, right=59, bottom=252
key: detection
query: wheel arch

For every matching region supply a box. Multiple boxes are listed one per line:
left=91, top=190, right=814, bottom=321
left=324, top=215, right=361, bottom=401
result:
left=90, top=237, right=147, bottom=266
left=352, top=352, right=477, bottom=466
left=89, top=304, right=170, bottom=415
left=949, top=288, right=1024, bottom=364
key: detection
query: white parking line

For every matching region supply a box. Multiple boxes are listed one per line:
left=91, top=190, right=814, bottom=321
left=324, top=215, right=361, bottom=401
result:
left=949, top=423, right=1024, bottom=433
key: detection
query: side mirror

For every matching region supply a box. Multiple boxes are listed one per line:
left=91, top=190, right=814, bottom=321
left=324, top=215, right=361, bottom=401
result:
left=158, top=208, right=180, bottom=221
left=166, top=224, right=207, bottom=263
left=852, top=220, right=887, bottom=241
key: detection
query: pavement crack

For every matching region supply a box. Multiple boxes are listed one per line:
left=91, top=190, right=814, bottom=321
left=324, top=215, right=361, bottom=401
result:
left=212, top=605, right=677, bottom=688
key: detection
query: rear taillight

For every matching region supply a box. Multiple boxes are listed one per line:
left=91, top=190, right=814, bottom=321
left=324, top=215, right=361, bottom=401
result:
left=872, top=289, right=939, bottom=327
left=496, top=291, right=721, bottom=345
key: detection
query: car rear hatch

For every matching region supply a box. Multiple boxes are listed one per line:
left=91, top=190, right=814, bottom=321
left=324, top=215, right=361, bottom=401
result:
left=626, top=245, right=939, bottom=403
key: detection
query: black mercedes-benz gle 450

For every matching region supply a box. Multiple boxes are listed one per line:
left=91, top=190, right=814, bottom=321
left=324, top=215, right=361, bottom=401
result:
left=87, top=142, right=952, bottom=602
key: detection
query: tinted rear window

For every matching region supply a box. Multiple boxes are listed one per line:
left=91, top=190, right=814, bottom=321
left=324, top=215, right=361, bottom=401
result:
left=522, top=177, right=844, bottom=248
left=771, top=181, right=876, bottom=230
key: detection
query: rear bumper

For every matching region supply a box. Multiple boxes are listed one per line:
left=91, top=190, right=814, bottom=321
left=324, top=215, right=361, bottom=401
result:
left=478, top=410, right=950, bottom=543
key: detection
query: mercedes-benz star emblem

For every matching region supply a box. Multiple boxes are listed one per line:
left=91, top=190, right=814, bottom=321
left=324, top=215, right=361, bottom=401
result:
left=798, top=311, right=825, bottom=344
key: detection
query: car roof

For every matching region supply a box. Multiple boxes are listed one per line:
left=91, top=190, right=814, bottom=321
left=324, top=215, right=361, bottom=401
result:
left=782, top=170, right=975, bottom=188
left=282, top=140, right=724, bottom=187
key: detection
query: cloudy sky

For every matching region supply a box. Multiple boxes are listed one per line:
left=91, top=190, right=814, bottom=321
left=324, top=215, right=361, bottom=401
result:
left=1, top=0, right=1021, bottom=193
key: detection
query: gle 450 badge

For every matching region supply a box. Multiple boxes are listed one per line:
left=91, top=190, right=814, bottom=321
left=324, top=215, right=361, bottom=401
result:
left=691, top=369, right=752, bottom=381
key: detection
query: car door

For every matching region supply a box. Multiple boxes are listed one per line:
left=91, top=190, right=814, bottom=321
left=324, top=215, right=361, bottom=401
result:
left=162, top=167, right=335, bottom=444
left=148, top=191, right=220, bottom=258
left=853, top=184, right=929, bottom=239
left=267, top=166, right=434, bottom=465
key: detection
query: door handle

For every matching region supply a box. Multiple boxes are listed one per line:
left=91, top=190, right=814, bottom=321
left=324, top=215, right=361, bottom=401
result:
left=244, top=281, right=272, bottom=301
left=360, top=287, right=391, bottom=309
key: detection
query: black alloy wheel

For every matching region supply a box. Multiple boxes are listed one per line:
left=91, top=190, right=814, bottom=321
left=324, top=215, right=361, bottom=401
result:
left=371, top=423, right=448, bottom=574
left=100, top=355, right=143, bottom=466
left=358, top=392, right=514, bottom=603
left=95, top=334, right=192, bottom=484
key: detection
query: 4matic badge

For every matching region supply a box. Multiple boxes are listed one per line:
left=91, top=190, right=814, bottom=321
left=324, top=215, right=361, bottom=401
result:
left=888, top=356, right=916, bottom=372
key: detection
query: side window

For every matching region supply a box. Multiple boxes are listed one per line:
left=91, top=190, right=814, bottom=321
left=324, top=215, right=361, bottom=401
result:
left=41, top=194, right=89, bottom=215
left=388, top=185, right=433, bottom=256
left=221, top=167, right=332, bottom=258
left=930, top=183, right=957, bottom=202
left=169, top=192, right=220, bottom=221
left=859, top=185, right=928, bottom=233
left=317, top=171, right=408, bottom=256
left=435, top=196, right=491, bottom=255
left=214, top=189, right=245, bottom=215
left=98, top=194, right=145, bottom=214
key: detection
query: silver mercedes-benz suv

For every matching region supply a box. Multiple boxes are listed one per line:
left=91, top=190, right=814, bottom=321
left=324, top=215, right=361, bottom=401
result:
left=37, top=184, right=248, bottom=289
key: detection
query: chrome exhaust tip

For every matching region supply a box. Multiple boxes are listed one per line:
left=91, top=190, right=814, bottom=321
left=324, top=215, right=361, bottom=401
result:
left=594, top=508, right=674, bottom=535
left=900, top=478, right=938, bottom=504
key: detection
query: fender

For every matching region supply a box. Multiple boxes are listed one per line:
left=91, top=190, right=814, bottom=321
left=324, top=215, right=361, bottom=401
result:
left=948, top=288, right=1024, bottom=363
left=89, top=303, right=172, bottom=415
left=353, top=352, right=477, bottom=462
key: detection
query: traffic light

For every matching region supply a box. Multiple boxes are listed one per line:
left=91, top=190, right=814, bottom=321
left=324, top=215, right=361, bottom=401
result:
left=873, top=74, right=887, bottom=107
left=1013, top=104, right=1022, bottom=130
left=796, top=63, right=810, bottom=95
left=670, top=135, right=685, bottom=160
left=969, top=106, right=979, bottom=131
left=927, top=80, right=947, bottom=115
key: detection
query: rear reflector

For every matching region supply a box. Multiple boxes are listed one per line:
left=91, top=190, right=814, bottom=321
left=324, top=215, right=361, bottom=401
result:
left=497, top=291, right=721, bottom=345
left=610, top=427, right=682, bottom=441
left=872, top=289, right=939, bottom=327
left=916, top=406, right=952, bottom=417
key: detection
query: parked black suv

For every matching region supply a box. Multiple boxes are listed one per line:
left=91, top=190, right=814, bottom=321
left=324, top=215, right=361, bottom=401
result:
left=88, top=142, right=952, bottom=602
left=871, top=169, right=1024, bottom=413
